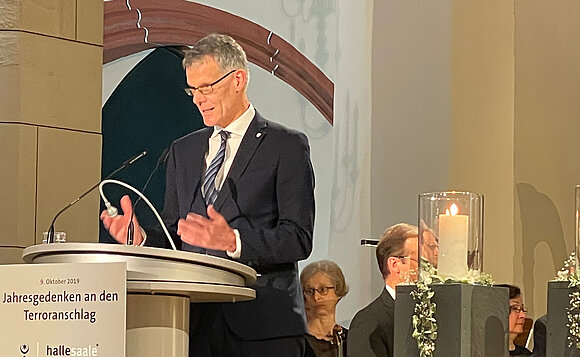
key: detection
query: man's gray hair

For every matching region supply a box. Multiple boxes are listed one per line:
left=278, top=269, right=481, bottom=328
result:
left=183, top=34, right=249, bottom=78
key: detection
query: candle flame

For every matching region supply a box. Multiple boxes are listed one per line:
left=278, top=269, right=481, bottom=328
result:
left=446, top=203, right=459, bottom=216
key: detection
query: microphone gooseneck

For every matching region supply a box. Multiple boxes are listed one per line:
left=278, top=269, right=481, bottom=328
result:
left=45, top=151, right=147, bottom=243
left=99, top=179, right=177, bottom=250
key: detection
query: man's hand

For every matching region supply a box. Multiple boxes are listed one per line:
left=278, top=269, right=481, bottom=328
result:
left=177, top=205, right=236, bottom=251
left=100, top=195, right=143, bottom=245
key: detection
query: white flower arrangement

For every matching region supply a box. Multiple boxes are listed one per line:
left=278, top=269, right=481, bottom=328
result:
left=555, top=252, right=580, bottom=349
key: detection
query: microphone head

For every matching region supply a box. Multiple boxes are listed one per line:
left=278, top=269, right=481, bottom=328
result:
left=105, top=202, right=118, bottom=217
left=123, top=151, right=148, bottom=167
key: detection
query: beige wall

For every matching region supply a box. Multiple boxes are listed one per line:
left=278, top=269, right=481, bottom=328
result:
left=371, top=0, right=454, bottom=294
left=371, top=0, right=516, bottom=295
left=514, top=0, right=580, bottom=317
left=370, top=0, right=580, bottom=320
left=0, top=0, right=103, bottom=261
left=450, top=0, right=516, bottom=285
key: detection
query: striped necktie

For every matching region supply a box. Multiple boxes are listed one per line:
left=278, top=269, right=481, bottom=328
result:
left=203, top=130, right=230, bottom=206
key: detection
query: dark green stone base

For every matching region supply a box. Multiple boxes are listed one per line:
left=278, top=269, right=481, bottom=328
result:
left=394, top=283, right=509, bottom=357
left=547, top=281, right=580, bottom=357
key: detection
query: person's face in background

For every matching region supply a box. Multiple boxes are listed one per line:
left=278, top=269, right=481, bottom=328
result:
left=509, top=294, right=527, bottom=335
left=421, top=230, right=439, bottom=267
left=397, top=237, right=419, bottom=283
left=303, top=272, right=339, bottom=316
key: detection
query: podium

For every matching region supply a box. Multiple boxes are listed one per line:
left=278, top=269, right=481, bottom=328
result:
left=22, top=243, right=257, bottom=357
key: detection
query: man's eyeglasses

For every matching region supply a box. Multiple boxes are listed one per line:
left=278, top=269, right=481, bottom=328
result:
left=184, top=69, right=236, bottom=97
left=423, top=243, right=439, bottom=251
left=393, top=255, right=419, bottom=264
left=510, top=305, right=528, bottom=314
left=304, top=286, right=335, bottom=296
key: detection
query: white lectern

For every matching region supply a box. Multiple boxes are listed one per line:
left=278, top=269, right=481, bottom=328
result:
left=23, top=243, right=256, bottom=357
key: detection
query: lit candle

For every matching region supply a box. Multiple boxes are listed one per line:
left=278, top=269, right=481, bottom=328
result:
left=437, top=203, right=469, bottom=278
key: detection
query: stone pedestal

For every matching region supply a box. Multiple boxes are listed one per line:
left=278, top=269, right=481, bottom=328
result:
left=394, top=283, right=508, bottom=357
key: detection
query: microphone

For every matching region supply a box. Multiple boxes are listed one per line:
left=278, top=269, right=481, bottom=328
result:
left=45, top=151, right=147, bottom=243
left=98, top=179, right=177, bottom=250
left=126, top=147, right=170, bottom=245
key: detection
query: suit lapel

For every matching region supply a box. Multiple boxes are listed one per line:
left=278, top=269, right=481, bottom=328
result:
left=213, top=113, right=268, bottom=211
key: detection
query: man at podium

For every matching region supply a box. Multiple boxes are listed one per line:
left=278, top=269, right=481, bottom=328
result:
left=101, top=33, right=316, bottom=357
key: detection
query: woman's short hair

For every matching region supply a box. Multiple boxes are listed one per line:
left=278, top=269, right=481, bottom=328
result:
left=495, top=284, right=522, bottom=299
left=300, top=260, right=349, bottom=299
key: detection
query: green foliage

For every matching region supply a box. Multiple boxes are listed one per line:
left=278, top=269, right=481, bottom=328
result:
left=555, top=252, right=580, bottom=349
left=411, top=281, right=437, bottom=357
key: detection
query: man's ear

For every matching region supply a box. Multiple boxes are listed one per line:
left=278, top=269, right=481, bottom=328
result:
left=386, top=256, right=400, bottom=275
left=234, top=69, right=247, bottom=91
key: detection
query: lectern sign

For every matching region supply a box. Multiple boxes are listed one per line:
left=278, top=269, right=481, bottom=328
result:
left=0, top=262, right=126, bottom=356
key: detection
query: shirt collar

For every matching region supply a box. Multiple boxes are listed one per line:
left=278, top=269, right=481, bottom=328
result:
left=212, top=103, right=255, bottom=138
left=385, top=284, right=396, bottom=300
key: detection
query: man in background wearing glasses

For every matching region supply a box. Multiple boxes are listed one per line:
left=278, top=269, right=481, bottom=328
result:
left=347, top=223, right=419, bottom=357
left=101, top=33, right=315, bottom=356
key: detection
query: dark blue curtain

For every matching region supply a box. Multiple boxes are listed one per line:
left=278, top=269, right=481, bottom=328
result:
left=100, top=47, right=204, bottom=242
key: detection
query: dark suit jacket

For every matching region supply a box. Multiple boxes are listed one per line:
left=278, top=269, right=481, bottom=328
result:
left=532, top=315, right=580, bottom=357
left=347, top=289, right=395, bottom=357
left=532, top=315, right=546, bottom=357
left=155, top=111, right=315, bottom=341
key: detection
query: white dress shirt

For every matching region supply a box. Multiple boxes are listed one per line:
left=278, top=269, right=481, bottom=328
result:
left=204, top=103, right=255, bottom=192
left=386, top=284, right=397, bottom=300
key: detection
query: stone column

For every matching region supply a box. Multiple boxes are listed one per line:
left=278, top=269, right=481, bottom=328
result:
left=0, top=0, right=103, bottom=263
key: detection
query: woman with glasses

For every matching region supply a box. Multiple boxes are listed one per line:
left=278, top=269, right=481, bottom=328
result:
left=300, top=260, right=349, bottom=357
left=497, top=284, right=532, bottom=356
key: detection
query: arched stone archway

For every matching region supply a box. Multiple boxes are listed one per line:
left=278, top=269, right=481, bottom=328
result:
left=104, top=0, right=334, bottom=124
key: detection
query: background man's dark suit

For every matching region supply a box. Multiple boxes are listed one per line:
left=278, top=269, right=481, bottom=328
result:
left=532, top=315, right=546, bottom=357
left=532, top=315, right=580, bottom=357
left=152, top=110, right=315, bottom=345
left=347, top=289, right=395, bottom=357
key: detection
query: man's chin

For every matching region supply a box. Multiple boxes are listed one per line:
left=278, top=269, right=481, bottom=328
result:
left=202, top=116, right=215, bottom=127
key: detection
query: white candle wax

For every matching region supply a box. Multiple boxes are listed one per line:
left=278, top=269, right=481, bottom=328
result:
left=438, top=213, right=469, bottom=278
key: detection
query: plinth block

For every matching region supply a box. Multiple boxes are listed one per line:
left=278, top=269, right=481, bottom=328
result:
left=394, top=283, right=509, bottom=357
left=546, top=281, right=580, bottom=357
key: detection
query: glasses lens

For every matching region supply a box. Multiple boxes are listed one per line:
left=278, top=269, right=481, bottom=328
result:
left=397, top=256, right=414, bottom=264
left=184, top=88, right=194, bottom=97
left=198, top=86, right=213, bottom=95
left=305, top=287, right=335, bottom=296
